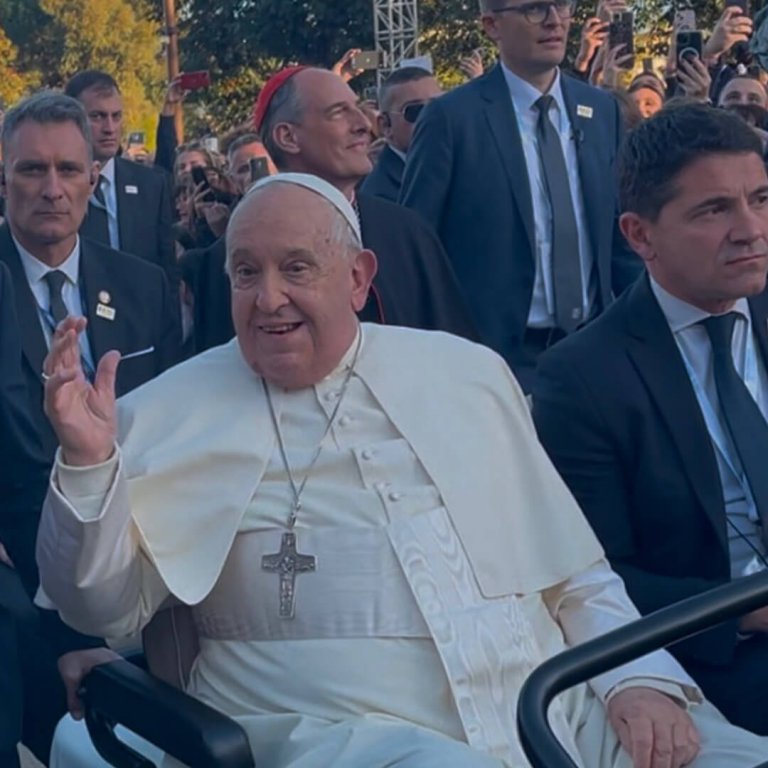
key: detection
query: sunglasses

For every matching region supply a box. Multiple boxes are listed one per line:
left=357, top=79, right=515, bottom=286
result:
left=391, top=102, right=427, bottom=124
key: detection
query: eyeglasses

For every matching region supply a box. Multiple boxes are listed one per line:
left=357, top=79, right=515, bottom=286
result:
left=391, top=102, right=427, bottom=124
left=493, top=0, right=576, bottom=24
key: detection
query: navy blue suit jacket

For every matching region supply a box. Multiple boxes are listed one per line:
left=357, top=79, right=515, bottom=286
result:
left=361, top=144, right=404, bottom=203
left=533, top=274, right=768, bottom=669
left=400, top=64, right=641, bottom=370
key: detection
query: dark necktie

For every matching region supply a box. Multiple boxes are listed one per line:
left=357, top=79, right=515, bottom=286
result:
left=703, top=312, right=768, bottom=530
left=89, top=174, right=110, bottom=245
left=44, top=269, right=69, bottom=325
left=535, top=95, right=583, bottom=333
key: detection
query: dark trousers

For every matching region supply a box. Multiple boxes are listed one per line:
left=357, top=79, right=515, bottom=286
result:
left=0, top=564, right=67, bottom=766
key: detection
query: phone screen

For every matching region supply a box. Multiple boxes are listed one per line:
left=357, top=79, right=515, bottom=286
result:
left=676, top=30, right=703, bottom=65
left=191, top=166, right=215, bottom=203
left=609, top=11, right=635, bottom=69
left=249, top=157, right=270, bottom=183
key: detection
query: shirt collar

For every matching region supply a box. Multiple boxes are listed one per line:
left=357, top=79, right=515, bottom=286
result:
left=388, top=144, right=407, bottom=163
left=99, top=157, right=115, bottom=184
left=650, top=275, right=751, bottom=334
left=501, top=62, right=566, bottom=116
left=13, top=233, right=81, bottom=289
left=318, top=324, right=364, bottom=386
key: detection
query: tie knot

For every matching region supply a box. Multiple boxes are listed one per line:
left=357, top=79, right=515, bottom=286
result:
left=44, top=269, right=67, bottom=294
left=702, top=312, right=739, bottom=353
left=536, top=94, right=555, bottom=114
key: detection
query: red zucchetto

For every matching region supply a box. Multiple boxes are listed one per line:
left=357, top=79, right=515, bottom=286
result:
left=252, top=66, right=309, bottom=133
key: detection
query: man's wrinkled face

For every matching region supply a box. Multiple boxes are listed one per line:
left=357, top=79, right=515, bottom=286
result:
left=284, top=70, right=374, bottom=185
left=621, top=153, right=768, bottom=314
left=227, top=184, right=376, bottom=390
left=1, top=120, right=97, bottom=255
left=381, top=76, right=442, bottom=153
left=228, top=141, right=276, bottom=194
left=77, top=87, right=123, bottom=163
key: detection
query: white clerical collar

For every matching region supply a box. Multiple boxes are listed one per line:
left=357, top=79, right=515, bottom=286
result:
left=322, top=324, right=363, bottom=382
left=650, top=275, right=751, bottom=334
left=14, top=233, right=81, bottom=290
left=99, top=156, right=115, bottom=185
left=501, top=61, right=566, bottom=116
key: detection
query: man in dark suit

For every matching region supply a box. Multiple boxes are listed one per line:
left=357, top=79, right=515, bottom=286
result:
left=400, top=0, right=641, bottom=390
left=0, top=92, right=180, bottom=457
left=0, top=260, right=118, bottom=767
left=360, top=67, right=441, bottom=203
left=533, top=104, right=768, bottom=733
left=64, top=71, right=177, bottom=294
left=190, top=66, right=477, bottom=353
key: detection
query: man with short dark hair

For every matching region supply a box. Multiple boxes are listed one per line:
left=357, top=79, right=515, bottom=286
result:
left=361, top=67, right=441, bottom=202
left=534, top=103, right=768, bottom=734
left=400, top=0, right=641, bottom=390
left=65, top=70, right=177, bottom=293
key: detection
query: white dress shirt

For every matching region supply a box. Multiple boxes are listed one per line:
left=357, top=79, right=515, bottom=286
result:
left=14, top=234, right=95, bottom=371
left=501, top=64, right=595, bottom=328
left=651, top=278, right=768, bottom=576
left=93, top=157, right=121, bottom=250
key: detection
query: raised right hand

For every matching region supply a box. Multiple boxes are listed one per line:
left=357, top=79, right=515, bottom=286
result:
left=43, top=317, right=120, bottom=467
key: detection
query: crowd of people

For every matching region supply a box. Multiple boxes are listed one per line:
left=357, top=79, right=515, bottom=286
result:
left=4, top=0, right=768, bottom=766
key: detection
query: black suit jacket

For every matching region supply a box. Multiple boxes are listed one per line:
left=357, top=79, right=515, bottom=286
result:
left=360, top=144, right=404, bottom=203
left=188, top=194, right=478, bottom=353
left=400, top=64, right=641, bottom=370
left=0, top=262, right=101, bottom=672
left=0, top=226, right=181, bottom=457
left=80, top=156, right=176, bottom=286
left=0, top=262, right=48, bottom=596
left=533, top=274, right=768, bottom=668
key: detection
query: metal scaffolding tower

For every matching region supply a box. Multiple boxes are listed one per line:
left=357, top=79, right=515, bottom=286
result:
left=373, top=0, right=420, bottom=83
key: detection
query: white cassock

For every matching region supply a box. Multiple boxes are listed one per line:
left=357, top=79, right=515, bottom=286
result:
left=38, top=325, right=768, bottom=767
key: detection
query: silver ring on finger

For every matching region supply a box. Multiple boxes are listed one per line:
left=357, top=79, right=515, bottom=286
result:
left=41, top=371, right=51, bottom=383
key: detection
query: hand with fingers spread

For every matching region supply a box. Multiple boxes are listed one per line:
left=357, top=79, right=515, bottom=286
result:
left=704, top=7, right=753, bottom=61
left=676, top=56, right=712, bottom=101
left=575, top=17, right=609, bottom=74
left=608, top=687, right=700, bottom=768
left=43, top=317, right=120, bottom=467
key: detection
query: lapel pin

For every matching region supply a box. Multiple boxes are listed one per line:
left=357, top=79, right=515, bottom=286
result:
left=125, top=185, right=139, bottom=195
left=96, top=303, right=116, bottom=321
left=576, top=105, right=593, bottom=119
left=98, top=290, right=111, bottom=304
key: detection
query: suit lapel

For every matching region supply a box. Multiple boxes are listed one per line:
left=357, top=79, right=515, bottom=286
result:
left=748, top=289, right=768, bottom=366
left=625, top=275, right=727, bottom=551
left=480, top=65, right=535, bottom=256
left=0, top=226, right=49, bottom=379
left=79, top=240, right=120, bottom=360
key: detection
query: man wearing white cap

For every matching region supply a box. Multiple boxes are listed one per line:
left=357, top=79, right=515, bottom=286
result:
left=37, top=174, right=768, bottom=768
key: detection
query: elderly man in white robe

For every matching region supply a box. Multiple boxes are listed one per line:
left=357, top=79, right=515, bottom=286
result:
left=36, top=173, right=768, bottom=768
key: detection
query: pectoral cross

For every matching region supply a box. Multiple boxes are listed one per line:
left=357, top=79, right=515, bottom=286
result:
left=261, top=532, right=316, bottom=619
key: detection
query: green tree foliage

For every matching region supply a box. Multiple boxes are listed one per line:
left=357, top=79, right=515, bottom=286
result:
left=0, top=0, right=165, bottom=145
